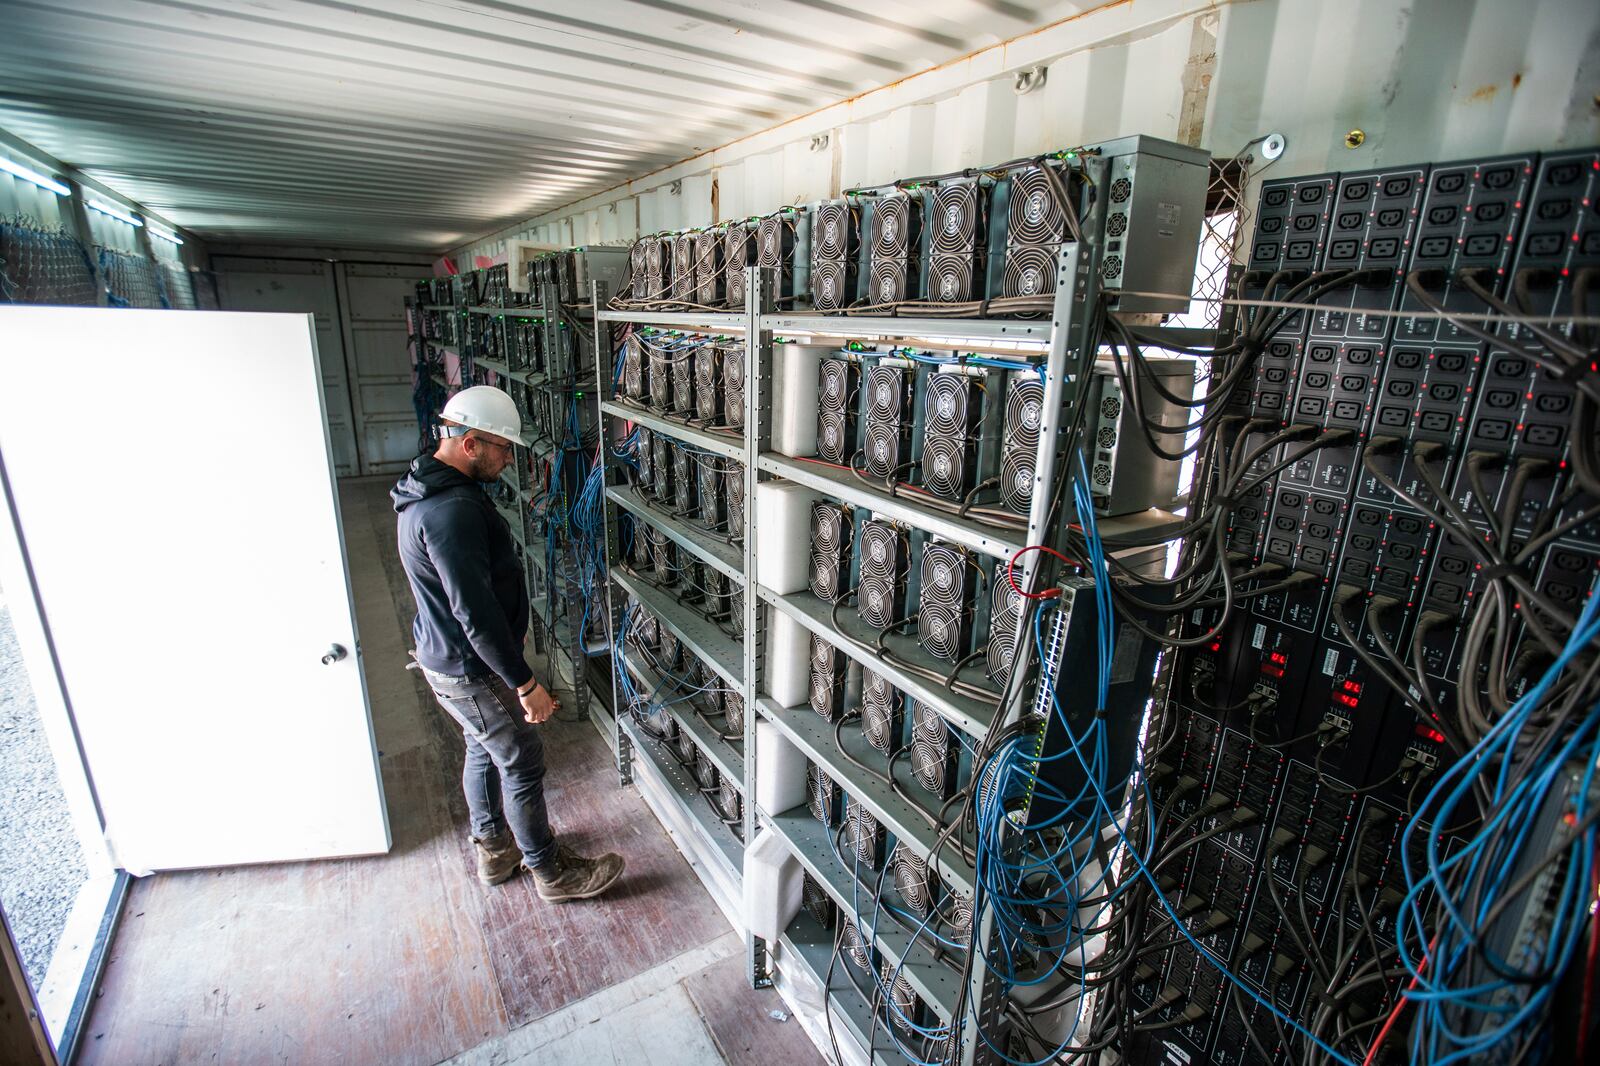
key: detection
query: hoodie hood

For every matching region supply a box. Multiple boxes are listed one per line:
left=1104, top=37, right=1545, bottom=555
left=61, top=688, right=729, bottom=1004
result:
left=392, top=453, right=478, bottom=512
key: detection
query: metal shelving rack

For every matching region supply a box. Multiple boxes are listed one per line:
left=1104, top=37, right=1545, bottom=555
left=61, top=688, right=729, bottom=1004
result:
left=588, top=156, right=1185, bottom=1066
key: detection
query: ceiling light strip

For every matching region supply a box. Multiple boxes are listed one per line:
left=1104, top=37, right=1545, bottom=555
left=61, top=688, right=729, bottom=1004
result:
left=87, top=198, right=144, bottom=227
left=0, top=155, right=71, bottom=196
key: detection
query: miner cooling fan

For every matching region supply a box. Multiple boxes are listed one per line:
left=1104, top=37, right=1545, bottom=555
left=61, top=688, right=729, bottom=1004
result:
left=856, top=519, right=908, bottom=631
left=647, top=342, right=671, bottom=408
left=891, top=844, right=933, bottom=919
left=723, top=469, right=745, bottom=536
left=986, top=564, right=1025, bottom=687
left=867, top=192, right=922, bottom=305
left=817, top=355, right=859, bottom=465
left=880, top=962, right=923, bottom=1039
left=920, top=372, right=979, bottom=500
left=840, top=919, right=872, bottom=972
left=657, top=629, right=682, bottom=673
left=1000, top=373, right=1045, bottom=514
left=672, top=448, right=697, bottom=515
left=635, top=427, right=654, bottom=492
left=918, top=540, right=975, bottom=662
left=926, top=180, right=985, bottom=303
left=629, top=240, right=650, bottom=301
left=675, top=720, right=700, bottom=768
left=723, top=224, right=753, bottom=309
left=693, top=229, right=724, bottom=306
left=801, top=874, right=834, bottom=928
left=649, top=528, right=677, bottom=586
left=621, top=336, right=644, bottom=400
left=670, top=233, right=696, bottom=303
left=723, top=689, right=745, bottom=734
left=721, top=344, right=746, bottom=428
left=863, top=363, right=914, bottom=480
left=697, top=463, right=724, bottom=529
left=844, top=798, right=884, bottom=871
left=808, top=634, right=848, bottom=722
left=810, top=198, right=861, bottom=312
left=650, top=434, right=674, bottom=502
left=861, top=669, right=904, bottom=756
left=692, top=345, right=722, bottom=423
left=715, top=777, right=742, bottom=829
left=910, top=700, right=960, bottom=799
left=807, top=763, right=841, bottom=826
left=807, top=501, right=854, bottom=603
left=691, top=747, right=719, bottom=791
left=671, top=343, right=694, bottom=412
left=1001, top=164, right=1070, bottom=300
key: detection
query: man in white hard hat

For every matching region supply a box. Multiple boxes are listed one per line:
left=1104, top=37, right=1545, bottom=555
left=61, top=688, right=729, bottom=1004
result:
left=393, top=385, right=625, bottom=901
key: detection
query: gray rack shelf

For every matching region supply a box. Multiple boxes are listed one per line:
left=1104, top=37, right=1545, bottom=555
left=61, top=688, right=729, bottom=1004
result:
left=599, top=399, right=748, bottom=461
left=605, top=484, right=744, bottom=581
left=621, top=650, right=744, bottom=787
left=613, top=568, right=744, bottom=689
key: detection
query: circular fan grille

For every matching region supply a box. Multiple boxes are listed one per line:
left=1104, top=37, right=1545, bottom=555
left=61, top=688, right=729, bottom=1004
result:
left=759, top=217, right=783, bottom=269
left=1106, top=211, right=1128, bottom=237
left=818, top=412, right=848, bottom=463
left=892, top=845, right=932, bottom=917
left=1097, top=426, right=1117, bottom=449
left=726, top=266, right=746, bottom=307
left=931, top=185, right=976, bottom=254
left=718, top=779, right=742, bottom=822
left=1007, top=169, right=1065, bottom=244
left=911, top=734, right=952, bottom=792
left=922, top=435, right=965, bottom=499
left=882, top=964, right=919, bottom=1034
left=724, top=473, right=745, bottom=528
left=658, top=631, right=681, bottom=670
left=841, top=920, right=870, bottom=970
left=1109, top=176, right=1133, bottom=203
left=812, top=259, right=847, bottom=310
left=815, top=202, right=849, bottom=259
left=859, top=522, right=898, bottom=579
left=912, top=699, right=944, bottom=743
left=927, top=256, right=973, bottom=302
left=874, top=195, right=912, bottom=258
left=868, top=366, right=902, bottom=420
left=987, top=576, right=1022, bottom=684
left=1007, top=378, right=1044, bottom=448
left=802, top=877, right=833, bottom=927
left=807, top=766, right=836, bottom=824
left=847, top=803, right=880, bottom=868
left=1093, top=461, right=1113, bottom=485
left=698, top=469, right=722, bottom=524
left=1101, top=395, right=1121, bottom=420
left=1003, top=244, right=1057, bottom=298
left=724, top=691, right=745, bottom=733
left=811, top=503, right=844, bottom=554
left=673, top=236, right=693, bottom=277
left=869, top=260, right=908, bottom=305
left=693, top=749, right=718, bottom=790
left=1000, top=450, right=1036, bottom=512
left=676, top=727, right=697, bottom=766
left=623, top=357, right=643, bottom=399
left=859, top=578, right=897, bottom=630
left=673, top=451, right=691, bottom=489
left=643, top=240, right=665, bottom=275
left=1101, top=254, right=1124, bottom=279
left=820, top=360, right=850, bottom=411
left=944, top=894, right=973, bottom=941
left=925, top=373, right=968, bottom=437
left=649, top=353, right=670, bottom=406
left=722, top=347, right=745, bottom=390
left=865, top=421, right=900, bottom=478
left=920, top=544, right=965, bottom=607
left=918, top=602, right=963, bottom=661
left=862, top=671, right=898, bottom=752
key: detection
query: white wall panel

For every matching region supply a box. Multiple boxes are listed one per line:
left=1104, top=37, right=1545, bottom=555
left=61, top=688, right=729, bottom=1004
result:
left=454, top=0, right=1599, bottom=265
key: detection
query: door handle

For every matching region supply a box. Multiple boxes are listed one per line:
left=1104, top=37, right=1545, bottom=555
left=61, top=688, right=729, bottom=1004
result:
left=321, top=644, right=348, bottom=665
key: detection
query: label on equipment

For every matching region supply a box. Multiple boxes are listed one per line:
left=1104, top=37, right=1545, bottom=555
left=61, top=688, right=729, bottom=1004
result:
left=1111, top=624, right=1144, bottom=684
left=1323, top=649, right=1340, bottom=676
left=1251, top=623, right=1266, bottom=649
left=1162, top=1042, right=1192, bottom=1065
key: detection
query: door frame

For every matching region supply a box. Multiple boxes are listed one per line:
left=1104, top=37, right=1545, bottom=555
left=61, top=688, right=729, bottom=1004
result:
left=0, top=451, right=125, bottom=1061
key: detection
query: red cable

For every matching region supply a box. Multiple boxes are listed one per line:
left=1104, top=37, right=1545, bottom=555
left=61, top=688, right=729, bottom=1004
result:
left=1577, top=851, right=1600, bottom=1064
left=1006, top=544, right=1077, bottom=601
left=1362, top=936, right=1436, bottom=1066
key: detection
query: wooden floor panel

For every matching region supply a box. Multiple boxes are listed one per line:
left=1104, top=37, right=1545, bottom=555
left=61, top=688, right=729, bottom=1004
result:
left=683, top=952, right=826, bottom=1066
left=75, top=479, right=741, bottom=1065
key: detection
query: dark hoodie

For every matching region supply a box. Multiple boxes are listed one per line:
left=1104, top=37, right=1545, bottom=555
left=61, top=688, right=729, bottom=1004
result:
left=392, top=453, right=535, bottom=691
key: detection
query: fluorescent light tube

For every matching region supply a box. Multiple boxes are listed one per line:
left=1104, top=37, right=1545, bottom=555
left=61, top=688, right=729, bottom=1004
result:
left=87, top=198, right=143, bottom=227
left=0, top=155, right=70, bottom=196
left=148, top=224, right=184, bottom=245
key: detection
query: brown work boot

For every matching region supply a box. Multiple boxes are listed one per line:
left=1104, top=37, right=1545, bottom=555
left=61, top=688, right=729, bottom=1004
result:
left=472, top=830, right=522, bottom=886
left=528, top=843, right=625, bottom=903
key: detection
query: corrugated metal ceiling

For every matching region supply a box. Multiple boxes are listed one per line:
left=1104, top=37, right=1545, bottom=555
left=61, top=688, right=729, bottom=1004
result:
left=0, top=0, right=1111, bottom=251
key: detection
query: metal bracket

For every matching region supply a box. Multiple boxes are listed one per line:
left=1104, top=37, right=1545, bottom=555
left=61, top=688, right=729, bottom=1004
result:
left=751, top=935, right=774, bottom=989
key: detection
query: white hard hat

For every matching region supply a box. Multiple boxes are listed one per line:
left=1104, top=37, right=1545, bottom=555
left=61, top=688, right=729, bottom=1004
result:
left=440, top=386, right=528, bottom=447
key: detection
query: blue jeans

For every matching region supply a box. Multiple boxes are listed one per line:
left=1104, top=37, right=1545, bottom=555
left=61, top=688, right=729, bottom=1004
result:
left=422, top=667, right=558, bottom=871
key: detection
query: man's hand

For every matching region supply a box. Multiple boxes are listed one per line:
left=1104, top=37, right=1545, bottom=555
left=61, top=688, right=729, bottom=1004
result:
left=519, top=683, right=560, bottom=724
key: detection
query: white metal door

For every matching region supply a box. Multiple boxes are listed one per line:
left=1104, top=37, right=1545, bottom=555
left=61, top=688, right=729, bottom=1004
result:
left=213, top=258, right=360, bottom=476
left=0, top=306, right=389, bottom=874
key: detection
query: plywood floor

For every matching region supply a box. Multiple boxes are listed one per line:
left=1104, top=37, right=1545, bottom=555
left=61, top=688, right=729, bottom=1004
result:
left=76, top=478, right=821, bottom=1066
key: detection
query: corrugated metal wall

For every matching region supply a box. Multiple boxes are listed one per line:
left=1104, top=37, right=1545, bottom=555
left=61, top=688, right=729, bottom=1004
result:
left=456, top=0, right=1600, bottom=264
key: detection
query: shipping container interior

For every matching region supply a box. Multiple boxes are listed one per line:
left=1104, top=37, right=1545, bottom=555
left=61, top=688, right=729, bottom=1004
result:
left=1, top=1, right=1598, bottom=1064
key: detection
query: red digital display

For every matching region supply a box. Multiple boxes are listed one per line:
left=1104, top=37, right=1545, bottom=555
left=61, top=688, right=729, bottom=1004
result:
left=1414, top=725, right=1446, bottom=743
left=1340, top=679, right=1363, bottom=695
left=1269, top=651, right=1289, bottom=665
